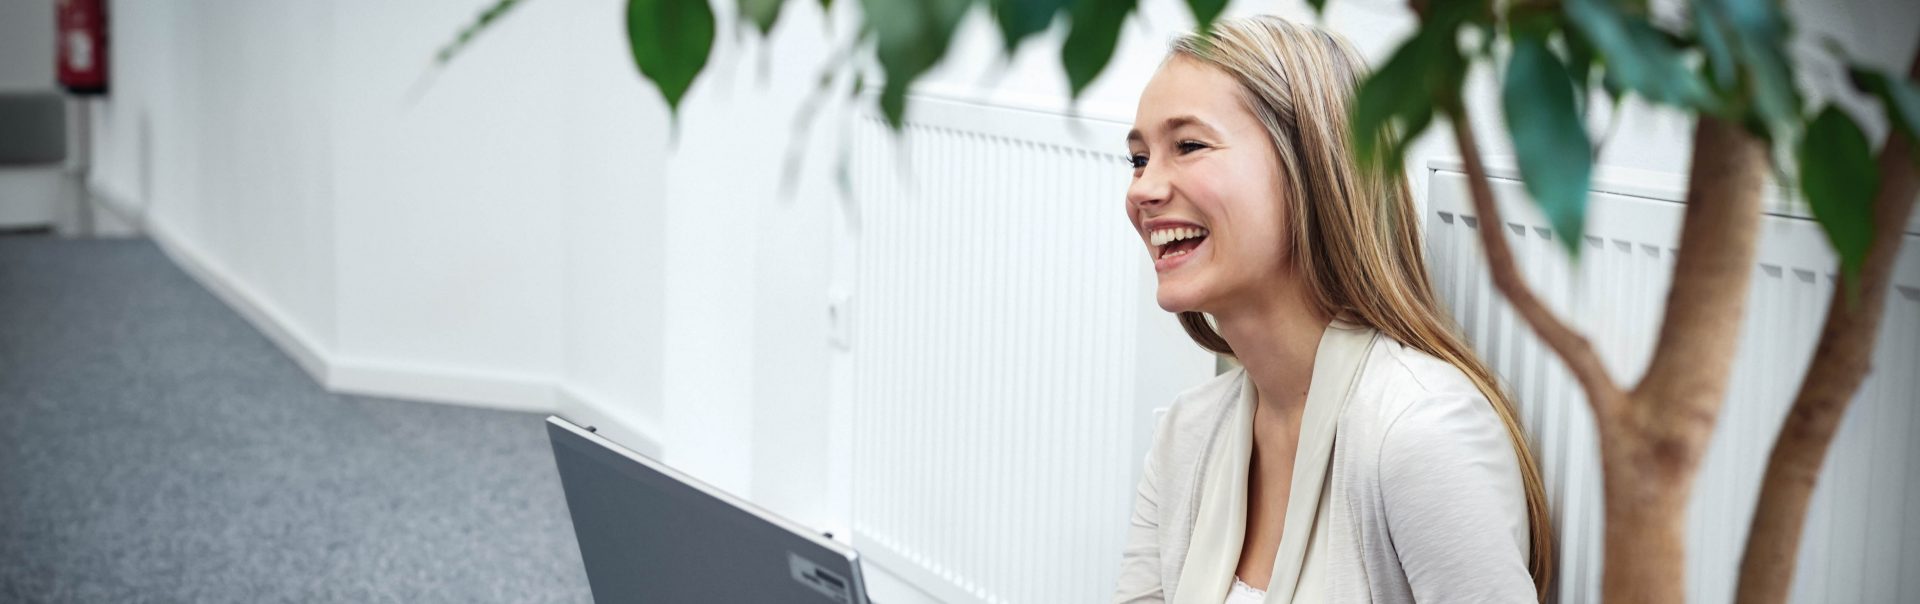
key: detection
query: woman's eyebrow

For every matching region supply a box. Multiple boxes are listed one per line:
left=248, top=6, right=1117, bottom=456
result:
left=1161, top=115, right=1219, bottom=135
left=1126, top=114, right=1221, bottom=145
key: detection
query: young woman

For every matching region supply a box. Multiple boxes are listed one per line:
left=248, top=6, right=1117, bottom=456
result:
left=1111, top=16, right=1552, bottom=604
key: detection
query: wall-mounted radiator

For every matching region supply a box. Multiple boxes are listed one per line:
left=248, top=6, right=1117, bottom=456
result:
left=841, top=97, right=1214, bottom=603
left=1425, top=165, right=1920, bottom=604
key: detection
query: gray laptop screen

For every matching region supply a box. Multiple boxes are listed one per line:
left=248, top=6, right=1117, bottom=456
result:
left=546, top=418, right=865, bottom=604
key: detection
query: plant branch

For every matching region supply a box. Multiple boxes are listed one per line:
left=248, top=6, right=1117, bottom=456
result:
left=1448, top=111, right=1625, bottom=411
left=1733, top=55, right=1920, bottom=604
left=1630, top=117, right=1769, bottom=438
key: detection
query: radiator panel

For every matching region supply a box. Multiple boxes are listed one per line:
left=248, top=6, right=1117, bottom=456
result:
left=1426, top=169, right=1920, bottom=604
left=843, top=100, right=1213, bottom=603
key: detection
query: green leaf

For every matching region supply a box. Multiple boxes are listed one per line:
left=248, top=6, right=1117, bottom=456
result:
left=739, top=0, right=784, bottom=36
left=1351, top=40, right=1429, bottom=169
left=1504, top=30, right=1593, bottom=256
left=1798, top=105, right=1879, bottom=282
left=1062, top=0, right=1136, bottom=100
left=1690, top=1, right=1736, bottom=91
left=879, top=81, right=909, bottom=129
left=1307, top=0, right=1326, bottom=14
left=1563, top=0, right=1709, bottom=108
left=1705, top=0, right=1798, bottom=139
left=627, top=0, right=717, bottom=115
left=1563, top=28, right=1597, bottom=113
left=435, top=0, right=526, bottom=64
left=862, top=0, right=973, bottom=128
left=990, top=0, right=1069, bottom=54
left=1852, top=66, right=1920, bottom=146
left=1351, top=16, right=1467, bottom=171
left=1186, top=0, right=1227, bottom=32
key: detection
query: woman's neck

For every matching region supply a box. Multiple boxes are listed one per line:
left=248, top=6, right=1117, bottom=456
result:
left=1212, top=283, right=1331, bottom=420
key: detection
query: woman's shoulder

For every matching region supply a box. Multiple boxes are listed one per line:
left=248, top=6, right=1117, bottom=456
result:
left=1343, top=335, right=1527, bottom=529
left=1346, top=336, right=1505, bottom=449
left=1370, top=336, right=1484, bottom=399
left=1344, top=336, right=1535, bottom=598
left=1148, top=366, right=1246, bottom=455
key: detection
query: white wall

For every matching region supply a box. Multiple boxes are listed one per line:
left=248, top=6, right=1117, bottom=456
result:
left=327, top=0, right=563, bottom=411
left=89, top=0, right=678, bottom=454
left=85, top=0, right=1918, bottom=576
left=549, top=1, right=675, bottom=462
left=86, top=0, right=174, bottom=214
left=86, top=0, right=837, bottom=513
left=0, top=0, right=54, bottom=92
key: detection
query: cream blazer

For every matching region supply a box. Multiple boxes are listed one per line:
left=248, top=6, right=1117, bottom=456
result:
left=1112, top=320, right=1535, bottom=603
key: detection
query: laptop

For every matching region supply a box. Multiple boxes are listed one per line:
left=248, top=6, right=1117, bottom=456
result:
left=546, top=416, right=872, bottom=603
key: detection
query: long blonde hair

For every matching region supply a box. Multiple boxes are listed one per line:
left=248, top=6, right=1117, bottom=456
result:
left=1168, top=16, right=1554, bottom=599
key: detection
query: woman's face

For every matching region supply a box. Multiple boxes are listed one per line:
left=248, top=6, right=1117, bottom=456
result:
left=1126, top=55, right=1293, bottom=315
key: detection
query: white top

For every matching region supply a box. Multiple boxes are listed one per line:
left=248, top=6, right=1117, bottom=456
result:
left=1226, top=577, right=1266, bottom=604
left=1174, top=322, right=1366, bottom=604
left=1112, top=320, right=1535, bottom=603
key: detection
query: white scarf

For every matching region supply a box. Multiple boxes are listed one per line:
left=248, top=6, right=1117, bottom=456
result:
left=1174, top=322, right=1378, bottom=604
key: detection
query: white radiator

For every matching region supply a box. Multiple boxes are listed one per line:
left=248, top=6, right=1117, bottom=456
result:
left=1424, top=165, right=1920, bottom=603
left=840, top=97, right=1213, bottom=603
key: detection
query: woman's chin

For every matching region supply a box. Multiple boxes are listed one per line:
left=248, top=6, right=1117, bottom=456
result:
left=1154, top=288, right=1205, bottom=314
left=1157, top=272, right=1230, bottom=314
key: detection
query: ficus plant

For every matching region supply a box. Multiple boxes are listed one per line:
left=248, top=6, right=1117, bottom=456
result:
left=439, top=0, right=1918, bottom=601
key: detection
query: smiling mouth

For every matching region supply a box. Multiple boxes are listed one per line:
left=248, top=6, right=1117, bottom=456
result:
left=1151, top=226, right=1209, bottom=260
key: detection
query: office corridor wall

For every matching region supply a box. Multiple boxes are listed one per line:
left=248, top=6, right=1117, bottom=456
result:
left=83, top=0, right=745, bottom=494
left=84, top=0, right=867, bottom=533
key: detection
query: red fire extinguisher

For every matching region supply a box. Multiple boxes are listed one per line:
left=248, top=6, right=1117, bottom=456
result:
left=56, top=0, right=109, bottom=95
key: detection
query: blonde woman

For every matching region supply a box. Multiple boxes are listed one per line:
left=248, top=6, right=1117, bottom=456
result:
left=1113, top=16, right=1552, bottom=604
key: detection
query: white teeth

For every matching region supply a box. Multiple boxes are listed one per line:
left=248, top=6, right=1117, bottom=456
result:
left=1149, top=226, right=1208, bottom=247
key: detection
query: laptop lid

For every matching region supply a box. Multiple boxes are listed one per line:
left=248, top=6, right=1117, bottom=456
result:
left=546, top=416, right=868, bottom=604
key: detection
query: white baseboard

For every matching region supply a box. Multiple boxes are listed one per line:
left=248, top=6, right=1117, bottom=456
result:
left=146, top=216, right=333, bottom=385
left=554, top=385, right=665, bottom=459
left=144, top=215, right=665, bottom=456
left=328, top=359, right=557, bottom=414
left=87, top=186, right=147, bottom=235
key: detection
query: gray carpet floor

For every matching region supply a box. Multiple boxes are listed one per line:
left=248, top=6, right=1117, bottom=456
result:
left=0, top=237, right=593, bottom=603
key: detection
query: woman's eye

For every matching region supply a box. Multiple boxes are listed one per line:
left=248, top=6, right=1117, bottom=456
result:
left=1128, top=154, right=1148, bottom=169
left=1177, top=140, right=1208, bottom=154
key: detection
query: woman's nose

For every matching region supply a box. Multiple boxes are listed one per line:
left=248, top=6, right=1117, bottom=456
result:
left=1126, top=166, right=1169, bottom=210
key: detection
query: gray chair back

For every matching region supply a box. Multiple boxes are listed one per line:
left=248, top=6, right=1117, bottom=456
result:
left=0, top=92, right=68, bottom=165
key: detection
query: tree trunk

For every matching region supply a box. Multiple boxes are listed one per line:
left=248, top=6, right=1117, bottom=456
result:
left=1733, top=58, right=1920, bottom=604
left=1441, top=15, right=1912, bottom=604
left=1598, top=432, right=1696, bottom=602
left=1601, top=116, right=1771, bottom=602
